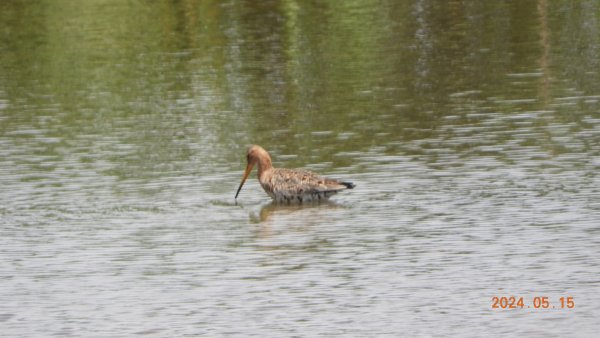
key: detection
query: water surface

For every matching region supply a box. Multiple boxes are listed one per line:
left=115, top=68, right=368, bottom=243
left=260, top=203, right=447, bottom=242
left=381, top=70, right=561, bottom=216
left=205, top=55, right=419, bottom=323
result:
left=1, top=1, right=599, bottom=337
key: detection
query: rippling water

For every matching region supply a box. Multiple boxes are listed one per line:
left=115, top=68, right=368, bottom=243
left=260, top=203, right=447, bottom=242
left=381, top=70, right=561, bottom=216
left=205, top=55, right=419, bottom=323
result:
left=1, top=1, right=599, bottom=337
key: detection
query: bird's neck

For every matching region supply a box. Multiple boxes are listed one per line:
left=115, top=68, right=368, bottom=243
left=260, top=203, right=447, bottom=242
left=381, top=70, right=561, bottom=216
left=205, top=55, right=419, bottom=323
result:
left=256, top=156, right=273, bottom=181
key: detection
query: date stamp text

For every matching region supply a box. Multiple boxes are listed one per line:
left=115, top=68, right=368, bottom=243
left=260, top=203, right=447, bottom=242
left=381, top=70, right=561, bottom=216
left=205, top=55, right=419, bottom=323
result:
left=492, top=296, right=574, bottom=309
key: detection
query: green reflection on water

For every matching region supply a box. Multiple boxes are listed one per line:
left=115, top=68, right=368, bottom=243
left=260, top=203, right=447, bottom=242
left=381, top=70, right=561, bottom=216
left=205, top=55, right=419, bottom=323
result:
left=0, top=0, right=598, bottom=179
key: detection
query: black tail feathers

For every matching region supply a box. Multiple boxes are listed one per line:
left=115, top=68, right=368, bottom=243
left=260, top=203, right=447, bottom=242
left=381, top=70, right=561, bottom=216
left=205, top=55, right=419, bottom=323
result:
left=341, top=181, right=355, bottom=189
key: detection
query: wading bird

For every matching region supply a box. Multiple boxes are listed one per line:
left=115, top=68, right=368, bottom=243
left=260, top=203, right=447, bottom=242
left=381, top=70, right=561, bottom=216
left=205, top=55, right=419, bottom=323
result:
left=235, top=145, right=355, bottom=203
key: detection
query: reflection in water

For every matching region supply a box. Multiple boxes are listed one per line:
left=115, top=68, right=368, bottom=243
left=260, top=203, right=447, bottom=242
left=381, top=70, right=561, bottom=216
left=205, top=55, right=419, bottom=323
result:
left=249, top=202, right=333, bottom=239
left=251, top=201, right=345, bottom=224
left=1, top=0, right=599, bottom=337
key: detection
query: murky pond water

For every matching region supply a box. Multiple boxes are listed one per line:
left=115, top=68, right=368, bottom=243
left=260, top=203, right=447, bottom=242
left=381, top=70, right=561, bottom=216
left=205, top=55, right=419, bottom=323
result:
left=1, top=1, right=599, bottom=337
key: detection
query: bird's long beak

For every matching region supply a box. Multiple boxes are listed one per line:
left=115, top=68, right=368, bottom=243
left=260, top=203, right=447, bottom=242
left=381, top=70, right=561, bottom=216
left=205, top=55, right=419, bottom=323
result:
left=235, top=163, right=254, bottom=199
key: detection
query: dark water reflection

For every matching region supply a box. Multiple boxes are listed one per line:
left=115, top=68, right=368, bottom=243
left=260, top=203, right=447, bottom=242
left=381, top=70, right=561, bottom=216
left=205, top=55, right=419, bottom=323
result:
left=1, top=0, right=599, bottom=336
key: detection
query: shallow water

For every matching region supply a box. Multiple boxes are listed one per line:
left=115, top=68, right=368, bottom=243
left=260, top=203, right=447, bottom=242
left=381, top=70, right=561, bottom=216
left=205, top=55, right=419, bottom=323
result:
left=1, top=1, right=599, bottom=337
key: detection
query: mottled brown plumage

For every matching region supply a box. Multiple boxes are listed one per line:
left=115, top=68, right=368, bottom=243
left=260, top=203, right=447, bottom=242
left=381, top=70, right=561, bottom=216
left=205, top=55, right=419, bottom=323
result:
left=235, top=145, right=355, bottom=203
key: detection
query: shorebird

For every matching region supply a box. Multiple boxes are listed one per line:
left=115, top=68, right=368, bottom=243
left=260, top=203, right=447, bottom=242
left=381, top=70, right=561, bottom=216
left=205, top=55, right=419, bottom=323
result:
left=235, top=145, right=355, bottom=203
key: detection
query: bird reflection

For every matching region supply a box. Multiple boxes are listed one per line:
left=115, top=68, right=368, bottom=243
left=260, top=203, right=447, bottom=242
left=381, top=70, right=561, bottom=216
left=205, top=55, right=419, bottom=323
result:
left=248, top=201, right=344, bottom=240
left=250, top=201, right=342, bottom=223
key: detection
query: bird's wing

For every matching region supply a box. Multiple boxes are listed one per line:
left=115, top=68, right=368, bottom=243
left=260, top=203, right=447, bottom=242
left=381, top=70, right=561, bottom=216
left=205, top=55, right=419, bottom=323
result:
left=271, top=168, right=349, bottom=195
